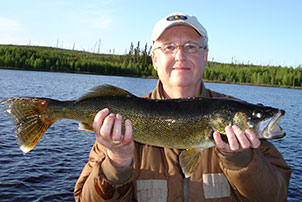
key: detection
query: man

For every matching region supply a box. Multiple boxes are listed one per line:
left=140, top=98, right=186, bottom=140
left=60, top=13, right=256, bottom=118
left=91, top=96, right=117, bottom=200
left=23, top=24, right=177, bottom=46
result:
left=74, top=13, right=291, bottom=202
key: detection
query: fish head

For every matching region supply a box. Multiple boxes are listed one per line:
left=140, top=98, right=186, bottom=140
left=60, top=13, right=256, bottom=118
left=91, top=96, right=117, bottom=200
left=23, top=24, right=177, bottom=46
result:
left=252, top=108, right=285, bottom=139
left=210, top=100, right=286, bottom=140
left=233, top=104, right=286, bottom=139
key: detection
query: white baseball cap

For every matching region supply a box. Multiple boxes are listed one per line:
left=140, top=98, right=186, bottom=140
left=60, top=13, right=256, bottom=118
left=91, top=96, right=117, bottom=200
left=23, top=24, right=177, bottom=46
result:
left=151, top=12, right=208, bottom=48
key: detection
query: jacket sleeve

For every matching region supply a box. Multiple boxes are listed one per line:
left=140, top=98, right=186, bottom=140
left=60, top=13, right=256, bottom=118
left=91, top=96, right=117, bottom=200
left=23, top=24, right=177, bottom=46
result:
left=74, top=142, right=134, bottom=202
left=217, top=140, right=291, bottom=202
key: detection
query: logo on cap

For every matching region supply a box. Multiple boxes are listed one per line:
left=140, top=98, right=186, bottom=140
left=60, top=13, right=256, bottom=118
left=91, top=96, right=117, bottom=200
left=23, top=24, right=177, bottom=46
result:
left=166, top=15, right=188, bottom=21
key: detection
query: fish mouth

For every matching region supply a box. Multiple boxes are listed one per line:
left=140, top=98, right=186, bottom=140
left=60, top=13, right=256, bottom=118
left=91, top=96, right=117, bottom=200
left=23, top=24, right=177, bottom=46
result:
left=257, top=110, right=286, bottom=139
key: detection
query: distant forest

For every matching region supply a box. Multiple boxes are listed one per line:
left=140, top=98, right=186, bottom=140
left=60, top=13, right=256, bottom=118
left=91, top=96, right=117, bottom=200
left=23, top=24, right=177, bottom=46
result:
left=0, top=44, right=301, bottom=88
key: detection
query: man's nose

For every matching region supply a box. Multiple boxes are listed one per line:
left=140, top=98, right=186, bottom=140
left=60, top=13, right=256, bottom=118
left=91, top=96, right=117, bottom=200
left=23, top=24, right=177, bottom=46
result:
left=174, top=46, right=186, bottom=61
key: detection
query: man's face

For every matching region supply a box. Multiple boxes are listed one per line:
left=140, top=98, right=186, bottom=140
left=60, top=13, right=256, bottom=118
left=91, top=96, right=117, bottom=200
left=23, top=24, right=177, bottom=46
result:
left=152, top=25, right=208, bottom=91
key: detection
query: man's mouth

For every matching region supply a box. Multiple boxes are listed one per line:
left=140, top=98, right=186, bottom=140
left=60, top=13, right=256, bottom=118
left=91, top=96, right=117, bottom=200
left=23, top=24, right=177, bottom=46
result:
left=172, top=67, right=190, bottom=70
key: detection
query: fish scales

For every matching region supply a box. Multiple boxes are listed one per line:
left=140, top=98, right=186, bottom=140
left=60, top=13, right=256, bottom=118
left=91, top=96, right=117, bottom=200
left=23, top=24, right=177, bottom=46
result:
left=46, top=95, right=213, bottom=149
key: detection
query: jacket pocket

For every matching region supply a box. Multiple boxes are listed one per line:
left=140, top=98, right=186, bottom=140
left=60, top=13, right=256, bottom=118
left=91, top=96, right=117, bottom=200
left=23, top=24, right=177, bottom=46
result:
left=202, top=173, right=230, bottom=199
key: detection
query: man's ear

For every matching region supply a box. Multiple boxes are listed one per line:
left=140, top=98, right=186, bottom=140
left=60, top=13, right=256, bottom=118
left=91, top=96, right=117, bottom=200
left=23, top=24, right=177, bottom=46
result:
left=152, top=50, right=158, bottom=70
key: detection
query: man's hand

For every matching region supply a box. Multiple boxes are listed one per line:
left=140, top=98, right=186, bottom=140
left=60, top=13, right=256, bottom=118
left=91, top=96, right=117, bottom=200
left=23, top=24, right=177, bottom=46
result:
left=213, top=125, right=261, bottom=155
left=93, top=108, right=134, bottom=168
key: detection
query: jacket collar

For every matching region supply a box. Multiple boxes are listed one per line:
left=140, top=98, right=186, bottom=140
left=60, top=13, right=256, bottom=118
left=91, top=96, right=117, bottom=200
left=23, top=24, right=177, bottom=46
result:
left=150, top=80, right=210, bottom=99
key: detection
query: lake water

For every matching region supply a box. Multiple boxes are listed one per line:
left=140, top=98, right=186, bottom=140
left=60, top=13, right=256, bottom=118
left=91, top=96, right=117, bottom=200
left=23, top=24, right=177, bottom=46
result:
left=0, top=69, right=301, bottom=201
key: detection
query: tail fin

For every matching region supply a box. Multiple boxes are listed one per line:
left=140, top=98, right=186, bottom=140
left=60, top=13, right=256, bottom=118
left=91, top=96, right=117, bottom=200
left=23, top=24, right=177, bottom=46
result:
left=1, top=98, right=55, bottom=153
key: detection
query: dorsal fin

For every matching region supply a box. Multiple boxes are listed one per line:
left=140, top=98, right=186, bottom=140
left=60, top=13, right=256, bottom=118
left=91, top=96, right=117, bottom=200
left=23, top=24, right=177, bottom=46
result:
left=77, top=84, right=134, bottom=102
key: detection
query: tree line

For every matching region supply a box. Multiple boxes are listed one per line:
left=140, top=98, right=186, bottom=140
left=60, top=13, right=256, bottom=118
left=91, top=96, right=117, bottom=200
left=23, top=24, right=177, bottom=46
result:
left=205, top=62, right=302, bottom=87
left=0, top=44, right=301, bottom=88
left=0, top=43, right=156, bottom=77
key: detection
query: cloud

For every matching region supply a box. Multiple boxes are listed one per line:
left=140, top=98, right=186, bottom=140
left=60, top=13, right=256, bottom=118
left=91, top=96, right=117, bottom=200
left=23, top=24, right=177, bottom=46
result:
left=0, top=17, right=22, bottom=32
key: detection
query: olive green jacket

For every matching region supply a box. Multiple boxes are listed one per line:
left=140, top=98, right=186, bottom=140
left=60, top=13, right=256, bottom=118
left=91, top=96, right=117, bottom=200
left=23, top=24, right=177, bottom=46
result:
left=74, top=81, right=291, bottom=202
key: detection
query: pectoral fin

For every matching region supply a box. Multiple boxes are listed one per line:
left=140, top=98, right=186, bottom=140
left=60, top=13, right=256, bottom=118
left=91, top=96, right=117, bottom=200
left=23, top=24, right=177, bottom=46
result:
left=79, top=122, right=94, bottom=131
left=179, top=148, right=203, bottom=178
left=210, top=113, right=230, bottom=134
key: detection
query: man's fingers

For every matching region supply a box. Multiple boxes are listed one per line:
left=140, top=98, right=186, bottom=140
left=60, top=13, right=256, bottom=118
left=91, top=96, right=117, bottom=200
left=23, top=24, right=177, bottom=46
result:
left=215, top=126, right=260, bottom=155
left=245, top=129, right=261, bottom=148
left=122, top=119, right=133, bottom=145
left=225, top=126, right=240, bottom=151
left=94, top=110, right=134, bottom=147
left=100, top=113, right=115, bottom=142
left=93, top=108, right=109, bottom=133
left=232, top=125, right=251, bottom=149
left=112, top=114, right=122, bottom=143
left=213, top=131, right=226, bottom=149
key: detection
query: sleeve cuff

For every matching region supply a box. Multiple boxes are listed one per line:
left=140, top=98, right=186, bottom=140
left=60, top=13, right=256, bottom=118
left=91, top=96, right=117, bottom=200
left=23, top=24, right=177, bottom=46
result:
left=101, top=156, right=133, bottom=184
left=215, top=148, right=253, bottom=170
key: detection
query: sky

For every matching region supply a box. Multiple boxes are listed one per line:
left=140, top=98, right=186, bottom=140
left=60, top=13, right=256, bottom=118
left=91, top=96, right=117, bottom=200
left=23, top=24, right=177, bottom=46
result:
left=0, top=0, right=301, bottom=67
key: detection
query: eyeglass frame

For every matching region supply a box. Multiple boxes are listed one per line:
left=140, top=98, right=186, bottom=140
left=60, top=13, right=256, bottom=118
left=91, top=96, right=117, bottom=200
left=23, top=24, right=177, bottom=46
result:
left=153, top=42, right=206, bottom=54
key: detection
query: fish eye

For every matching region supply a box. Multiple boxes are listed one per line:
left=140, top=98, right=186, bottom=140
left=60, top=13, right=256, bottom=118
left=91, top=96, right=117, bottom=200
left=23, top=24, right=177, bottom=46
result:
left=252, top=110, right=263, bottom=119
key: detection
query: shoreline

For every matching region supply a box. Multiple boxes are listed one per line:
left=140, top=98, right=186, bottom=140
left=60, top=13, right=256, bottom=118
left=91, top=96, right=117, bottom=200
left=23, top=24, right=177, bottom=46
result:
left=1, top=67, right=301, bottom=89
left=203, top=79, right=302, bottom=90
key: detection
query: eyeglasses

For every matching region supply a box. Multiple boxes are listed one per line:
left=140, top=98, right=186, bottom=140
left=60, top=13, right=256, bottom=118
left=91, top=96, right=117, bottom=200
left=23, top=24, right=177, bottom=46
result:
left=154, top=42, right=205, bottom=54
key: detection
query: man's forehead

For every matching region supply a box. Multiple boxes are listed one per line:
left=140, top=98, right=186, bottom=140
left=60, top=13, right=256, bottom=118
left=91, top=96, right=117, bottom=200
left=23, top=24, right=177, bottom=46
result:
left=156, top=25, right=203, bottom=41
left=164, top=24, right=202, bottom=35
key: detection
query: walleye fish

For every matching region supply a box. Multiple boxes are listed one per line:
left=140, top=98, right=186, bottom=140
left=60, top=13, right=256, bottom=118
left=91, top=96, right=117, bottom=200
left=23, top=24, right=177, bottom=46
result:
left=0, top=84, right=285, bottom=177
